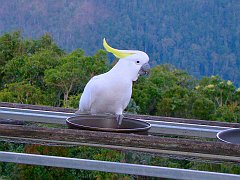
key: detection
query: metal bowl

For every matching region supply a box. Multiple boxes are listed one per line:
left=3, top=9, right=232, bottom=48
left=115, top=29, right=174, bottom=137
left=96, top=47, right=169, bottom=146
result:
left=66, top=115, right=151, bottom=134
left=217, top=128, right=240, bottom=145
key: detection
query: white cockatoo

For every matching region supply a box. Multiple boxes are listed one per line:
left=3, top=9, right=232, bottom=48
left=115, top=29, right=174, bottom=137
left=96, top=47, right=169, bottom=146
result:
left=76, top=38, right=150, bottom=125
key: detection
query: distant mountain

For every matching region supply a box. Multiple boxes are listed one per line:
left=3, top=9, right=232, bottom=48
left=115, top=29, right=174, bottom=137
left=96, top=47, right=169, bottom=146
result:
left=0, top=0, right=239, bottom=85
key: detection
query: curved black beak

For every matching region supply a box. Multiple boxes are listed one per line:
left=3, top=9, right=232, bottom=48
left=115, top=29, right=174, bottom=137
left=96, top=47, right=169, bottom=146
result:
left=138, top=63, right=150, bottom=76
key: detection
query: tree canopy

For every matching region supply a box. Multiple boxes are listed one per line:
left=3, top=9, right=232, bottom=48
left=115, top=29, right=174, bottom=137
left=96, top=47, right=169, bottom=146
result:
left=0, top=32, right=239, bottom=122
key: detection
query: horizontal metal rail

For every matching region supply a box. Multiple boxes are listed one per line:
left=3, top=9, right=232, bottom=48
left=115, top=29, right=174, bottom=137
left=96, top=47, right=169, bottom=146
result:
left=0, top=107, right=69, bottom=124
left=0, top=107, right=232, bottom=138
left=0, top=151, right=239, bottom=180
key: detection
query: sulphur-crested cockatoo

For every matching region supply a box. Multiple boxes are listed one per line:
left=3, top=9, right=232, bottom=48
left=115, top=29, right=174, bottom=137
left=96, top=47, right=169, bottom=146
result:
left=76, top=38, right=150, bottom=125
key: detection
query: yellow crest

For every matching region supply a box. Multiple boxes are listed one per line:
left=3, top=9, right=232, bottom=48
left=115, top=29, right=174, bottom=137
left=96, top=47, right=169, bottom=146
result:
left=103, top=38, right=134, bottom=59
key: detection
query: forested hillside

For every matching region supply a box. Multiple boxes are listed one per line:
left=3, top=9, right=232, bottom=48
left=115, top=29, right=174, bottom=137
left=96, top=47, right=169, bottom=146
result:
left=0, top=0, right=239, bottom=84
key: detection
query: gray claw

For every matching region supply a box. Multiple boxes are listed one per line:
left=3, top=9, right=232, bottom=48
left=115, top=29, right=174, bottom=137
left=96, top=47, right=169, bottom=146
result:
left=116, top=114, right=124, bottom=127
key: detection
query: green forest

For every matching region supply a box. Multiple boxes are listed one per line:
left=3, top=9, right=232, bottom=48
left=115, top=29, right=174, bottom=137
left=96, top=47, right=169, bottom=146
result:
left=0, top=32, right=240, bottom=122
left=0, top=0, right=239, bottom=85
left=0, top=32, right=240, bottom=179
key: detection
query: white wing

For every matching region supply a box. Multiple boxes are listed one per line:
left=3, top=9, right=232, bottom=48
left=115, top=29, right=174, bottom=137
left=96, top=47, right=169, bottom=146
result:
left=77, top=69, right=132, bottom=115
left=78, top=74, right=104, bottom=113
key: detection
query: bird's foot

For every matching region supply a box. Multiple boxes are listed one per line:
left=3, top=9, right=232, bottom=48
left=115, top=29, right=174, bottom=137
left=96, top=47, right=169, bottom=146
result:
left=75, top=109, right=82, bottom=115
left=116, top=114, right=124, bottom=128
left=75, top=109, right=90, bottom=115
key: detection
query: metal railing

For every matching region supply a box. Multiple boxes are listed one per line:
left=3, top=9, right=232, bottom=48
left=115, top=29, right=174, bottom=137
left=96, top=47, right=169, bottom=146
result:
left=0, top=106, right=232, bottom=138
left=0, top=151, right=240, bottom=180
left=0, top=105, right=240, bottom=179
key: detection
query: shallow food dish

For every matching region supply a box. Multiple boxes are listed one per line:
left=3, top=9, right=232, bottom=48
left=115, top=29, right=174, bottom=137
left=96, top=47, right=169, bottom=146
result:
left=66, top=115, right=151, bottom=134
left=216, top=128, right=240, bottom=145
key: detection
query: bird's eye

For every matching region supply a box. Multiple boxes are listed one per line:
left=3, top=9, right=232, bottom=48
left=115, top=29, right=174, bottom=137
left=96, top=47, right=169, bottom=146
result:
left=136, top=60, right=140, bottom=64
